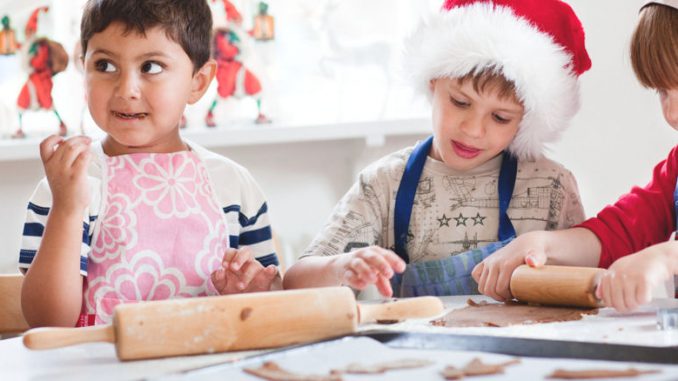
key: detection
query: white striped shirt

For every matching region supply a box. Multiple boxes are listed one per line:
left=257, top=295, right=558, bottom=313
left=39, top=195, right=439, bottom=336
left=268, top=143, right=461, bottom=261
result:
left=18, top=140, right=278, bottom=275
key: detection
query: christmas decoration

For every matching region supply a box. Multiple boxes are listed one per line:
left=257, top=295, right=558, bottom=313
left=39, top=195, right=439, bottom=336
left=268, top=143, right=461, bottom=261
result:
left=206, top=0, right=270, bottom=126
left=0, top=15, right=20, bottom=55
left=13, top=38, right=69, bottom=138
left=253, top=2, right=274, bottom=41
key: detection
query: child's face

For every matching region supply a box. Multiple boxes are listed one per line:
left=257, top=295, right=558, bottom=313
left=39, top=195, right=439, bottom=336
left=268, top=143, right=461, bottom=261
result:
left=660, top=88, right=678, bottom=131
left=84, top=22, right=213, bottom=155
left=429, top=78, right=524, bottom=171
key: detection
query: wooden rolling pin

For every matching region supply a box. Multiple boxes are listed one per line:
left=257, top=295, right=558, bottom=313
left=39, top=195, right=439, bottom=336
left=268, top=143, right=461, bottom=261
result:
left=23, top=287, right=443, bottom=361
left=510, top=265, right=604, bottom=308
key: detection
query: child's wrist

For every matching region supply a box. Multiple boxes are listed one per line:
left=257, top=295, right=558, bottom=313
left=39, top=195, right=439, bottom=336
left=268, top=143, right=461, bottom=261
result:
left=48, top=204, right=86, bottom=222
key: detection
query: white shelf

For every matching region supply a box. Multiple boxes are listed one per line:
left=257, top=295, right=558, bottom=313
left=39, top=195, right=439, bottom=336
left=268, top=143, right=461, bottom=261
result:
left=0, top=118, right=431, bottom=161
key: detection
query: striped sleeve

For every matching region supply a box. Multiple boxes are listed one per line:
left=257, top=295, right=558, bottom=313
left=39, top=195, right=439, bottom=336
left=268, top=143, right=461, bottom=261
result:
left=223, top=201, right=278, bottom=267
left=18, top=178, right=95, bottom=276
left=193, top=142, right=279, bottom=267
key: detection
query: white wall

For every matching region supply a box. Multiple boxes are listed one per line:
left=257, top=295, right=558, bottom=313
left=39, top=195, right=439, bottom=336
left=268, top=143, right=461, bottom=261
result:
left=0, top=0, right=675, bottom=273
left=553, top=0, right=676, bottom=218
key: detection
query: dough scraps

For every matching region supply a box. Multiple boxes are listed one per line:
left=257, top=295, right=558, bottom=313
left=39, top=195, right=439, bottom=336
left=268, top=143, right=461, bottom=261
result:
left=331, top=358, right=433, bottom=374
left=431, top=299, right=598, bottom=327
left=441, top=358, right=521, bottom=379
left=243, top=361, right=342, bottom=381
left=547, top=368, right=660, bottom=379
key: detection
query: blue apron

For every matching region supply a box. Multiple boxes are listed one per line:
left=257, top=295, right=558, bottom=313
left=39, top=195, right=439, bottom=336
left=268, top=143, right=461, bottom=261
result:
left=390, top=136, right=518, bottom=297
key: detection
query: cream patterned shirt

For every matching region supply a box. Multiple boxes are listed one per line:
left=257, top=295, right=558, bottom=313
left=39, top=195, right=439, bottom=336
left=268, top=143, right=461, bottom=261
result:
left=302, top=145, right=585, bottom=262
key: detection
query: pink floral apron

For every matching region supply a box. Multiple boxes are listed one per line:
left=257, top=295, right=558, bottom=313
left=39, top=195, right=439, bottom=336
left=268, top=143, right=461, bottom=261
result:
left=77, top=151, right=229, bottom=326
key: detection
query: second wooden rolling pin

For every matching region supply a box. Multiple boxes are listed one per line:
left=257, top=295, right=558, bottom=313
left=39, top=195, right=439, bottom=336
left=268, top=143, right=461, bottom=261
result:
left=510, top=265, right=604, bottom=308
left=23, top=287, right=443, bottom=361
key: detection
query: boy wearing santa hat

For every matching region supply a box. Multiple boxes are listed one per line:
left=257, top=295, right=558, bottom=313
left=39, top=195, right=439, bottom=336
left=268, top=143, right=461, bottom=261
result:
left=284, top=0, right=591, bottom=298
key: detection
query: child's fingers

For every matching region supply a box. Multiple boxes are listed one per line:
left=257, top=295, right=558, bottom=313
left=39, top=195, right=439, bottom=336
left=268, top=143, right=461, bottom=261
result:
left=39, top=135, right=64, bottom=163
left=362, top=251, right=396, bottom=278
left=495, top=268, right=512, bottom=301
left=378, top=249, right=407, bottom=273
left=477, top=265, right=489, bottom=296
left=599, top=273, right=612, bottom=307
left=264, top=265, right=278, bottom=278
left=609, top=273, right=628, bottom=312
left=211, top=268, right=226, bottom=291
left=344, top=269, right=368, bottom=290
left=72, top=150, right=91, bottom=173
left=622, top=281, right=639, bottom=311
left=56, top=136, right=92, bottom=167
left=483, top=265, right=505, bottom=302
left=349, top=257, right=377, bottom=283
left=246, top=266, right=279, bottom=292
left=222, top=248, right=238, bottom=267
left=636, top=280, right=652, bottom=306
left=471, top=262, right=484, bottom=283
left=525, top=250, right=546, bottom=268
left=375, top=274, right=393, bottom=298
left=236, top=260, right=263, bottom=290
left=230, top=247, right=254, bottom=272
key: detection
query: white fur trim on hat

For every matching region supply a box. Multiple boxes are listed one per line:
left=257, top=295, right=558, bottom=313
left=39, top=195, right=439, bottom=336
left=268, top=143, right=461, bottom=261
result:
left=404, top=3, right=581, bottom=160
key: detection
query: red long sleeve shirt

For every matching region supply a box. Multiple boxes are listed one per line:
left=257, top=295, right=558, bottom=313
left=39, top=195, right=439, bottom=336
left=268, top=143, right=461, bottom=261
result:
left=578, top=145, right=678, bottom=268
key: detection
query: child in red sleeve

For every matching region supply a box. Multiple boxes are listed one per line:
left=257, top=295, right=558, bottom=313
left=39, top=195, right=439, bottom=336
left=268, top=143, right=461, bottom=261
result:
left=472, top=0, right=678, bottom=312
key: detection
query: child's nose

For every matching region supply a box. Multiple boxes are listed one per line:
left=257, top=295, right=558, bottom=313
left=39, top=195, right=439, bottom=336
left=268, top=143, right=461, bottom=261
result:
left=460, top=116, right=486, bottom=138
left=116, top=71, right=141, bottom=100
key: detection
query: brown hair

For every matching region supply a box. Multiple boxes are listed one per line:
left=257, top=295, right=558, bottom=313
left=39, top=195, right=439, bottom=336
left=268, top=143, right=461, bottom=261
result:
left=80, top=0, right=212, bottom=72
left=630, top=4, right=678, bottom=89
left=456, top=68, right=520, bottom=103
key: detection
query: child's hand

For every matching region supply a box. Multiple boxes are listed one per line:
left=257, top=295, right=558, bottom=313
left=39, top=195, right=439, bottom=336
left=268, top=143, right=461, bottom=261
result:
left=211, top=247, right=279, bottom=294
left=335, top=246, right=406, bottom=298
left=40, top=135, right=92, bottom=211
left=472, top=231, right=548, bottom=302
left=596, top=243, right=674, bottom=313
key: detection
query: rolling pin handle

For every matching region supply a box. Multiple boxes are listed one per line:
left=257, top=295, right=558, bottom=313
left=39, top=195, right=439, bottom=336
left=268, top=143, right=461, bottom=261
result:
left=23, top=325, right=115, bottom=350
left=357, top=296, right=444, bottom=324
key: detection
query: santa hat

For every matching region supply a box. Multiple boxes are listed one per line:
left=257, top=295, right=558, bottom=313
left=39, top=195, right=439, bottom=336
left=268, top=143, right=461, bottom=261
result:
left=405, top=0, right=591, bottom=160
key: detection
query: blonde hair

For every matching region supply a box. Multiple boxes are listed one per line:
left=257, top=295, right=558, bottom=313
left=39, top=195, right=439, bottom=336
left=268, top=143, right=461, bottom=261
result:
left=630, top=4, right=678, bottom=89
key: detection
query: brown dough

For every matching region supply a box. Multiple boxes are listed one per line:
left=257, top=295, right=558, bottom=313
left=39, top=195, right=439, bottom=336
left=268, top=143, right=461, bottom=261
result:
left=547, top=368, right=660, bottom=379
left=331, top=358, right=433, bottom=374
left=441, top=357, right=521, bottom=379
left=431, top=299, right=598, bottom=327
left=243, top=361, right=342, bottom=381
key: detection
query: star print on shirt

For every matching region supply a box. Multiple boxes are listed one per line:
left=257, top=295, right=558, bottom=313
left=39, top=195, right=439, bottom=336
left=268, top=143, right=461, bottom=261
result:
left=437, top=214, right=451, bottom=227
left=453, top=213, right=468, bottom=226
left=471, top=212, right=486, bottom=226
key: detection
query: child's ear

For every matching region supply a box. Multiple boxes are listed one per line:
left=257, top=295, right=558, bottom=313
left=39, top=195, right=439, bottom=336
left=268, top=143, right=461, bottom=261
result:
left=429, top=79, right=436, bottom=93
left=188, top=59, right=217, bottom=104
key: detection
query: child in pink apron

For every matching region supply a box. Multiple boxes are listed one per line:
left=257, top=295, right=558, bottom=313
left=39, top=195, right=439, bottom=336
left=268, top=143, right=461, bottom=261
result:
left=18, top=0, right=280, bottom=328
left=475, top=0, right=678, bottom=312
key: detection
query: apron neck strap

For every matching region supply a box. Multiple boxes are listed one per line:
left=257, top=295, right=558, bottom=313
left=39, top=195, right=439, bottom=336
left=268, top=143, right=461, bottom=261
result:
left=393, top=136, right=517, bottom=263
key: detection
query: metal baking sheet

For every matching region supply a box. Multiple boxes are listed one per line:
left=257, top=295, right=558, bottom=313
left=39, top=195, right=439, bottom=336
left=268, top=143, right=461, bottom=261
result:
left=359, top=295, right=678, bottom=348
left=154, top=336, right=678, bottom=381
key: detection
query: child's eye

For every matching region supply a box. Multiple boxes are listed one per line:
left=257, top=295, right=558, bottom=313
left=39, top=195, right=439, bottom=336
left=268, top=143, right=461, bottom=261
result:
left=95, top=60, right=116, bottom=73
left=449, top=96, right=469, bottom=108
left=493, top=113, right=511, bottom=124
left=141, top=61, right=164, bottom=74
